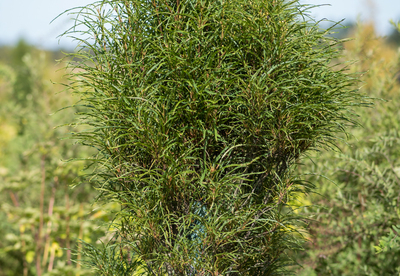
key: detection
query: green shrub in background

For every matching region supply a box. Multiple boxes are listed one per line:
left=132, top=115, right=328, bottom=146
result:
left=375, top=21, right=400, bottom=267
left=62, top=0, right=365, bottom=274
left=296, top=23, right=400, bottom=276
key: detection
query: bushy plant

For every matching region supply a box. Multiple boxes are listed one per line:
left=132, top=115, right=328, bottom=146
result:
left=61, top=0, right=364, bottom=274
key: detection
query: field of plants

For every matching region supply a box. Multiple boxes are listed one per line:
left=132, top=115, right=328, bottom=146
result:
left=0, top=40, right=115, bottom=275
left=295, top=23, right=400, bottom=275
left=0, top=1, right=400, bottom=275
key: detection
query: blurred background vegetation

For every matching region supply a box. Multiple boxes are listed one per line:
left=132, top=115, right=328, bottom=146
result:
left=0, top=18, right=399, bottom=276
left=0, top=39, right=116, bottom=276
left=294, top=22, right=400, bottom=275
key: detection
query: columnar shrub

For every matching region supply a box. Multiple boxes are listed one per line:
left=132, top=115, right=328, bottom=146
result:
left=62, top=0, right=364, bottom=274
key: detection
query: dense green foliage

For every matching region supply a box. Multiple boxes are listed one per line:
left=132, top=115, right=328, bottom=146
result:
left=61, top=0, right=364, bottom=274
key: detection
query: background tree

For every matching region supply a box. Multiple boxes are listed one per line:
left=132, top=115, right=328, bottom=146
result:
left=386, top=19, right=400, bottom=48
left=61, top=0, right=365, bottom=274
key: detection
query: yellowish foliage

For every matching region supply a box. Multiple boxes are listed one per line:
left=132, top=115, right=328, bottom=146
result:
left=343, top=23, right=400, bottom=98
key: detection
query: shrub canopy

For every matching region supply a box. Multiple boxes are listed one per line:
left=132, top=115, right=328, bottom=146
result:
left=63, top=0, right=365, bottom=274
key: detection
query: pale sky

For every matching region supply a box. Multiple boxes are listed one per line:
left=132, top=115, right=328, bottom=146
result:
left=300, top=0, right=400, bottom=34
left=0, top=0, right=399, bottom=50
